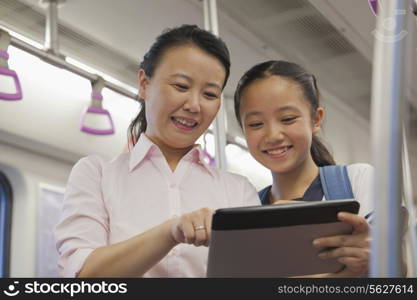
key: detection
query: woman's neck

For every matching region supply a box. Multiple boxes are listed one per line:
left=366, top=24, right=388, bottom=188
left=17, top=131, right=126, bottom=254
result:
left=145, top=134, right=193, bottom=171
left=270, top=156, right=319, bottom=202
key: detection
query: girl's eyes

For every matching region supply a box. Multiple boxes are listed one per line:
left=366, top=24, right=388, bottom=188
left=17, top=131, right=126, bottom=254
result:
left=246, top=117, right=298, bottom=128
left=204, top=92, right=219, bottom=100
left=247, top=122, right=263, bottom=128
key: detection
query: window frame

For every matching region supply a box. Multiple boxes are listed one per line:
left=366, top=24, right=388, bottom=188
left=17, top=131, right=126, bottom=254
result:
left=0, top=171, right=13, bottom=277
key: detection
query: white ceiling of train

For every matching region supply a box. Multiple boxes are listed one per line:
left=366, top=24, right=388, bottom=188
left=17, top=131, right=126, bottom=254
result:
left=1, top=0, right=416, bottom=144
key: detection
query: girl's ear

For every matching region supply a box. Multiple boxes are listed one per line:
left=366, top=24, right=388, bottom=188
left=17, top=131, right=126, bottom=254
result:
left=312, top=107, right=324, bottom=135
left=138, top=69, right=149, bottom=101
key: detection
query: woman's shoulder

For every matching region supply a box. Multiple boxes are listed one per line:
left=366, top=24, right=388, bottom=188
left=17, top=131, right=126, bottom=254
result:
left=72, top=152, right=130, bottom=174
left=208, top=166, right=252, bottom=185
left=208, top=167, right=260, bottom=206
left=206, top=166, right=259, bottom=194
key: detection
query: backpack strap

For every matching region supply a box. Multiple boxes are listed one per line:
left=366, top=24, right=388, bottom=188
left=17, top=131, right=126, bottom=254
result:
left=319, top=165, right=354, bottom=200
left=258, top=186, right=271, bottom=205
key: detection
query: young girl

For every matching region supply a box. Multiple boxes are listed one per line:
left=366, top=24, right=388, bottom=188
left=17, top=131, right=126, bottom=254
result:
left=233, top=60, right=373, bottom=277
left=54, top=25, right=260, bottom=278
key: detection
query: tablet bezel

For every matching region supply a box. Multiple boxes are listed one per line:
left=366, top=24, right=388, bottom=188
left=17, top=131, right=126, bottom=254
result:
left=212, top=199, right=359, bottom=230
left=207, top=199, right=360, bottom=278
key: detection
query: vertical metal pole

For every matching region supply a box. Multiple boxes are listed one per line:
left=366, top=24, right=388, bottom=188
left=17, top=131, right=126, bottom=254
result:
left=44, top=0, right=60, bottom=55
left=203, top=0, right=227, bottom=170
left=402, top=129, right=417, bottom=277
left=0, top=30, right=11, bottom=69
left=402, top=0, right=417, bottom=277
left=370, top=0, right=410, bottom=277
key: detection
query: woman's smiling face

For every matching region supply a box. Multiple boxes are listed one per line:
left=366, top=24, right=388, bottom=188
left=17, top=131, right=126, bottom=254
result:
left=139, top=45, right=226, bottom=150
left=240, top=75, right=322, bottom=174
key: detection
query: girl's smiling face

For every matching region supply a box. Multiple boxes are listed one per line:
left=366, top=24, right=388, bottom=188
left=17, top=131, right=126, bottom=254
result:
left=139, top=45, right=226, bottom=151
left=240, top=75, right=323, bottom=174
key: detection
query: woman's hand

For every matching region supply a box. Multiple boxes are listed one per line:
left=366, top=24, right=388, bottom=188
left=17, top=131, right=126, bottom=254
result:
left=313, top=212, right=370, bottom=277
left=170, top=208, right=214, bottom=247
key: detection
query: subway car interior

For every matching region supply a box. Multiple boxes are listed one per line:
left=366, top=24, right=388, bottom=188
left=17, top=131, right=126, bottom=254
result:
left=0, top=0, right=417, bottom=278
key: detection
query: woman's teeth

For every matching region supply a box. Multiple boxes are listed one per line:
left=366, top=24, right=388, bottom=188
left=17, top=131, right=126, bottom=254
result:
left=172, top=117, right=197, bottom=128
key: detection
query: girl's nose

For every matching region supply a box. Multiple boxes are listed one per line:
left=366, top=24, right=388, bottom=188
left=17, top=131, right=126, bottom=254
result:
left=265, top=123, right=284, bottom=144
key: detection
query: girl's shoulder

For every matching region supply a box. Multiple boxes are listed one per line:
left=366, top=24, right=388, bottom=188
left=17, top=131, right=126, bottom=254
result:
left=345, top=163, right=374, bottom=181
left=346, top=163, right=373, bottom=172
left=344, top=163, right=374, bottom=217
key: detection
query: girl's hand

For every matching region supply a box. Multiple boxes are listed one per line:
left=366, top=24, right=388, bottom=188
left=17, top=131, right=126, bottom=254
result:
left=313, top=212, right=370, bottom=277
left=170, top=208, right=214, bottom=247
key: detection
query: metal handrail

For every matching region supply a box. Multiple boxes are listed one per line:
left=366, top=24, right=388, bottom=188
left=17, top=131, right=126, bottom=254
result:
left=370, top=0, right=411, bottom=277
left=402, top=129, right=417, bottom=277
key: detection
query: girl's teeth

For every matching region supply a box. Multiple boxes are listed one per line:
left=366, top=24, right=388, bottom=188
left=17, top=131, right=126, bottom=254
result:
left=267, top=147, right=288, bottom=155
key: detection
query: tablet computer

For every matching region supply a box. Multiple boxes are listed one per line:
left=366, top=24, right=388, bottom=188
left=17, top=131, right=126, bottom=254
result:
left=207, top=199, right=360, bottom=278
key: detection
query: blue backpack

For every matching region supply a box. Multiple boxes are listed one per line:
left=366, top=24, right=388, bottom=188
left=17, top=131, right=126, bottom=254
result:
left=319, top=165, right=354, bottom=200
left=258, top=165, right=354, bottom=203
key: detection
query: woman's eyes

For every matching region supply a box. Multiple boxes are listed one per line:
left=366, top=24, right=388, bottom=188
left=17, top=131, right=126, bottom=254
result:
left=172, top=84, right=219, bottom=99
left=173, top=83, right=188, bottom=91
left=281, top=116, right=297, bottom=123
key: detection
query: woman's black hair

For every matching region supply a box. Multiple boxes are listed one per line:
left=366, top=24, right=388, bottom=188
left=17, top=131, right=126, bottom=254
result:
left=234, top=60, right=335, bottom=167
left=128, top=24, right=231, bottom=146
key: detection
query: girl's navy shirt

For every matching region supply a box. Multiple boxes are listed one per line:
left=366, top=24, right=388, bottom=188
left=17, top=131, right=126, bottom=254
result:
left=258, top=175, right=324, bottom=205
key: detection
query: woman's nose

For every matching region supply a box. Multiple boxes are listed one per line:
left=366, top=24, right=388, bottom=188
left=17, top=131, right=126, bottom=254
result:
left=183, top=92, right=201, bottom=113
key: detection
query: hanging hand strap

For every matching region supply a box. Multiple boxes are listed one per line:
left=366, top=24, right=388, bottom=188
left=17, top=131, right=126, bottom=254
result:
left=80, top=76, right=115, bottom=135
left=0, top=29, right=22, bottom=101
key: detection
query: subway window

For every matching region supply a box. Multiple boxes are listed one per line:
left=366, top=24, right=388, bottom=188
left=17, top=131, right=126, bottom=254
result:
left=0, top=171, right=12, bottom=278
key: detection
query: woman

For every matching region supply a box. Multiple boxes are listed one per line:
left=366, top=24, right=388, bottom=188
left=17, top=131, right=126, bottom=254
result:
left=55, top=25, right=260, bottom=278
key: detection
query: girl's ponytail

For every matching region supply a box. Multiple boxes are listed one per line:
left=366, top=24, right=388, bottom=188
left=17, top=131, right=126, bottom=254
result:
left=311, top=135, right=335, bottom=167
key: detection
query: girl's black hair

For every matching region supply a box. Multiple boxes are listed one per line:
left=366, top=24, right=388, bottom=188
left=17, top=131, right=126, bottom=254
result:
left=234, top=60, right=335, bottom=167
left=128, top=24, right=230, bottom=146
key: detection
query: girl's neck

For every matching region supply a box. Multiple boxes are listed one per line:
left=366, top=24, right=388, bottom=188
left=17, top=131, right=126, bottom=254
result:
left=145, top=134, right=193, bottom=171
left=270, top=156, right=319, bottom=202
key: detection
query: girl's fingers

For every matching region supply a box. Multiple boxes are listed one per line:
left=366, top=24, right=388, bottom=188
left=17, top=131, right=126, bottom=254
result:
left=338, top=212, right=369, bottom=234
left=337, top=257, right=368, bottom=274
left=314, top=233, right=370, bottom=248
left=319, top=246, right=370, bottom=261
